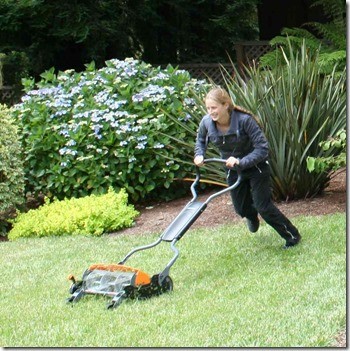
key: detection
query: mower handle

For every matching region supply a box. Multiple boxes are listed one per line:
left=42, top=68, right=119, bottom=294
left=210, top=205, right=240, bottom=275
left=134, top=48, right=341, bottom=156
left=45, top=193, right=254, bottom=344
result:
left=190, top=158, right=242, bottom=202
left=203, top=158, right=229, bottom=164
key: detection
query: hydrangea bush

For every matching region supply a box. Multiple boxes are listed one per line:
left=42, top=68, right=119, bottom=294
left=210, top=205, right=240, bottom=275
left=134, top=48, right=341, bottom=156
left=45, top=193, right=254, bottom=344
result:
left=12, top=58, right=209, bottom=201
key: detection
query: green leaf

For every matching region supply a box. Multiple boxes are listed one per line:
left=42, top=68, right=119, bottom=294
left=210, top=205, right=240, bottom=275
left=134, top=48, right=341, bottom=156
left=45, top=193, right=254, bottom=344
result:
left=322, top=141, right=331, bottom=150
left=306, top=157, right=315, bottom=173
left=139, top=174, right=145, bottom=183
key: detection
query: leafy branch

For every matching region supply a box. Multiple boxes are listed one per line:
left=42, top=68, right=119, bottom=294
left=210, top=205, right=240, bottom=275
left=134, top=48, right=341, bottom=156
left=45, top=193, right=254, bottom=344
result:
left=307, top=129, right=346, bottom=175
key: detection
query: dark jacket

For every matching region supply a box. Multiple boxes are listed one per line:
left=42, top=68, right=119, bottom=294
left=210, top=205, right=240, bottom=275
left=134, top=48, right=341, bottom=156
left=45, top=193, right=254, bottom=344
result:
left=194, top=109, right=269, bottom=170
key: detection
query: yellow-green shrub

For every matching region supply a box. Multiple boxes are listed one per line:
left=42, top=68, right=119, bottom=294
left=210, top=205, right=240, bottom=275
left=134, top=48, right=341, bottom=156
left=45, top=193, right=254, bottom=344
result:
left=8, top=187, right=139, bottom=240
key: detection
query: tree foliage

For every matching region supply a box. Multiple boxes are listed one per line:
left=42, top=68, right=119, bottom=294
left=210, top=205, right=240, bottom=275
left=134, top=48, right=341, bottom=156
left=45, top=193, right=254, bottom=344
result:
left=0, top=0, right=259, bottom=80
left=0, top=0, right=140, bottom=74
left=259, top=0, right=346, bottom=74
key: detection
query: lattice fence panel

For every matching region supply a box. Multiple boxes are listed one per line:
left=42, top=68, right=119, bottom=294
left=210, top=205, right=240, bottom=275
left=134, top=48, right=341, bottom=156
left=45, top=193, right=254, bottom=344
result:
left=176, top=63, right=234, bottom=85
left=163, top=42, right=273, bottom=84
left=244, top=44, right=272, bottom=63
left=234, top=41, right=272, bottom=67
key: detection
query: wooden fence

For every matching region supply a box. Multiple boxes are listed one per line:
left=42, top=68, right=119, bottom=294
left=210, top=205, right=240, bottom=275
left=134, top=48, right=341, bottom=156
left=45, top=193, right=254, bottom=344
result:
left=169, top=41, right=272, bottom=84
left=234, top=40, right=272, bottom=68
left=173, top=63, right=234, bottom=85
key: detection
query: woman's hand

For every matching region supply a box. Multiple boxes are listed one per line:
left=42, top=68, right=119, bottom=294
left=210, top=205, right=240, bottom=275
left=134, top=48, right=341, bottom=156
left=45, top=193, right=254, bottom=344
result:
left=226, top=156, right=240, bottom=168
left=194, top=155, right=204, bottom=166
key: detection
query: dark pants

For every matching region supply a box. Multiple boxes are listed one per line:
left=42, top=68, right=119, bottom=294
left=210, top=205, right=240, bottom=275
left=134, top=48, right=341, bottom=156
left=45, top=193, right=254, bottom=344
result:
left=227, top=161, right=300, bottom=241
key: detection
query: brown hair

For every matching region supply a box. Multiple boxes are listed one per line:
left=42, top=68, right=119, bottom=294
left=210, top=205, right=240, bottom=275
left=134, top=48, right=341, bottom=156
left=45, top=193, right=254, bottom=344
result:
left=205, top=87, right=234, bottom=113
left=205, top=87, right=261, bottom=126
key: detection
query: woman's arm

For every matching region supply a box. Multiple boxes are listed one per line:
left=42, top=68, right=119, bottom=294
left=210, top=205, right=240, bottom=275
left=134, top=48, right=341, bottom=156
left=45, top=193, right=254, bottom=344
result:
left=238, top=115, right=269, bottom=170
left=194, top=118, right=208, bottom=158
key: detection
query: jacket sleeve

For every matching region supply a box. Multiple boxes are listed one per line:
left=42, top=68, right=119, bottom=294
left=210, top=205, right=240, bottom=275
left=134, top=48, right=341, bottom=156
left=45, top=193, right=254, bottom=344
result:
left=194, top=117, right=208, bottom=157
left=238, top=116, right=269, bottom=170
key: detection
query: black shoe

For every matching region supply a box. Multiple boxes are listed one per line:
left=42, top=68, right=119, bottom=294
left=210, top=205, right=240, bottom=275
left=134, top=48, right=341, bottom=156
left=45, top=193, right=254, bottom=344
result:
left=246, top=217, right=260, bottom=233
left=283, top=233, right=301, bottom=249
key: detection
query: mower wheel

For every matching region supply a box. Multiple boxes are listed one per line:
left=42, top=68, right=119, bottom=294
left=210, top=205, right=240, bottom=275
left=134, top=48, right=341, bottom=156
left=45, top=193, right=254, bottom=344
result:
left=66, top=296, right=74, bottom=304
left=161, top=276, right=173, bottom=293
left=106, top=297, right=124, bottom=310
left=106, top=301, right=118, bottom=310
left=106, top=291, right=126, bottom=309
left=69, top=281, right=82, bottom=294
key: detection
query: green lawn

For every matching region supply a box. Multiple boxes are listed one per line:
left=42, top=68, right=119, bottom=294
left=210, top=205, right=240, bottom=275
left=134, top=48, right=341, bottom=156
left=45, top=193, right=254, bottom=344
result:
left=0, top=212, right=346, bottom=347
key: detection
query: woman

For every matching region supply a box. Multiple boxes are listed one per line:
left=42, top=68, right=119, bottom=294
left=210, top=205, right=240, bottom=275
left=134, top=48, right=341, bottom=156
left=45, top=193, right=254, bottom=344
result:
left=194, top=87, right=301, bottom=249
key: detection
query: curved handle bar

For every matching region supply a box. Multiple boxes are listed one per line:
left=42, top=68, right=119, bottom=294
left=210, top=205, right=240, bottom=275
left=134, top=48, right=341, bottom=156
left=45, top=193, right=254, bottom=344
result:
left=190, top=158, right=242, bottom=202
left=203, top=158, right=228, bottom=164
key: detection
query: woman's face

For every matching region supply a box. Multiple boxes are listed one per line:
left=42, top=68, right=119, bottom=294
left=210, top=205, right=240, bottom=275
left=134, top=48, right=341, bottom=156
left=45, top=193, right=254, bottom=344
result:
left=205, top=98, right=229, bottom=123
